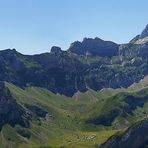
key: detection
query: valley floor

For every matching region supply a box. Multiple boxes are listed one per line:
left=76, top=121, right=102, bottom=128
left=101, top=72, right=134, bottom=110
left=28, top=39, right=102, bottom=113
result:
left=1, top=80, right=148, bottom=148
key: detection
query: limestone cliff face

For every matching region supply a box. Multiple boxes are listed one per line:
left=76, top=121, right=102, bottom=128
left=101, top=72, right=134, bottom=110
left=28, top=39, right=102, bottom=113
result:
left=140, top=25, right=148, bottom=39
left=100, top=119, right=148, bottom=148
left=130, top=24, right=148, bottom=44
left=68, top=37, right=119, bottom=57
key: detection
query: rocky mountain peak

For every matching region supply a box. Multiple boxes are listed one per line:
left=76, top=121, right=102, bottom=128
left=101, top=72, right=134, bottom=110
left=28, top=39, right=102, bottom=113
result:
left=68, top=37, right=118, bottom=57
left=50, top=46, right=62, bottom=54
left=140, top=24, right=148, bottom=39
left=130, top=24, right=148, bottom=44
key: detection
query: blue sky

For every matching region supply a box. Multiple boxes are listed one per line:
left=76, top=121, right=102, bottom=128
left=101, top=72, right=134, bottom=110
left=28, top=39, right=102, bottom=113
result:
left=0, top=0, right=147, bottom=54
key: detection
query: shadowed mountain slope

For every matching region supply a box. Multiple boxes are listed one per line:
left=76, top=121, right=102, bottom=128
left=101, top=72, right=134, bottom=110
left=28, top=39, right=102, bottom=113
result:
left=1, top=24, right=148, bottom=96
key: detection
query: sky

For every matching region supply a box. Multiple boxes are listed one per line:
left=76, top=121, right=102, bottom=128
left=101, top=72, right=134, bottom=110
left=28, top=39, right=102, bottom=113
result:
left=0, top=0, right=147, bottom=54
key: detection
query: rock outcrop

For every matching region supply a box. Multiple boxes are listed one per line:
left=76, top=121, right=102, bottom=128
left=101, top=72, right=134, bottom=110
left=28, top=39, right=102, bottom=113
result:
left=68, top=37, right=119, bottom=57
left=130, top=24, right=148, bottom=44
left=0, top=82, right=29, bottom=130
left=100, top=118, right=148, bottom=148
left=50, top=46, right=62, bottom=54
left=140, top=24, right=148, bottom=39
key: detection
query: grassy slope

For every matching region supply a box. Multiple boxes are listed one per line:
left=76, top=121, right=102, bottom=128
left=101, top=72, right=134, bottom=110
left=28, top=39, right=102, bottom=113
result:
left=1, top=79, right=148, bottom=148
left=83, top=78, right=148, bottom=129
left=1, top=83, right=118, bottom=148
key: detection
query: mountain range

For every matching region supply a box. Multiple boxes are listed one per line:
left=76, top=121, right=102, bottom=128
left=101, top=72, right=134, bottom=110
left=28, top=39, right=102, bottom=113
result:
left=0, top=25, right=148, bottom=148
